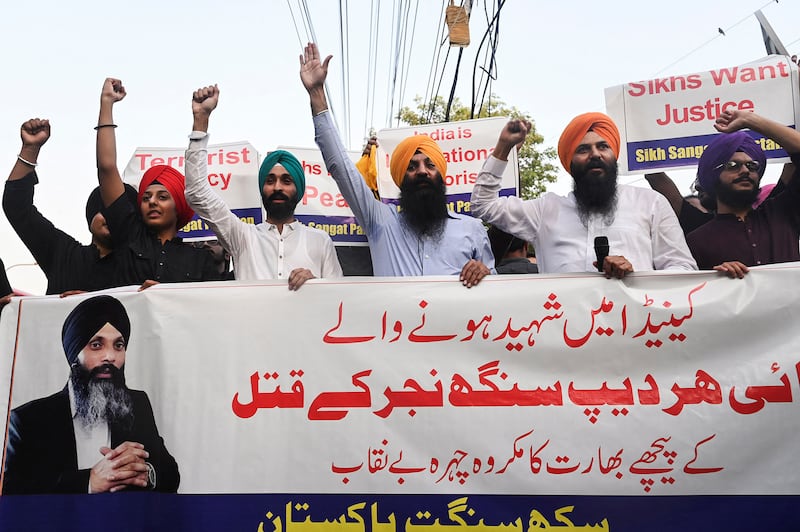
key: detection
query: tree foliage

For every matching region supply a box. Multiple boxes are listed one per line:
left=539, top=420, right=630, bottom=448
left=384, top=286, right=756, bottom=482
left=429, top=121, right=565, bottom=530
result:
left=397, top=95, right=558, bottom=199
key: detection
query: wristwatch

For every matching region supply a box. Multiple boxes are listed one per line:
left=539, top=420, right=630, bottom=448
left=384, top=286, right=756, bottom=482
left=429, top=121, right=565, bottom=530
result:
left=145, top=462, right=156, bottom=490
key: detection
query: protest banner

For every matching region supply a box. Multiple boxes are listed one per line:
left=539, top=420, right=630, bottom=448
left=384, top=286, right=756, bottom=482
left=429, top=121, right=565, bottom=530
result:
left=0, top=267, right=798, bottom=530
left=123, top=142, right=261, bottom=240
left=287, top=145, right=368, bottom=244
left=605, top=55, right=800, bottom=174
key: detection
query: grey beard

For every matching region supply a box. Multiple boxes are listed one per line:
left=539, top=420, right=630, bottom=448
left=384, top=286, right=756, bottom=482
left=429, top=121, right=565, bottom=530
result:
left=71, top=364, right=134, bottom=431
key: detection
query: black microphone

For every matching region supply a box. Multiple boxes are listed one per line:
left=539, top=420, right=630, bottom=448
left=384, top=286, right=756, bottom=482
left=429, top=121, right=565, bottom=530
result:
left=594, top=236, right=609, bottom=272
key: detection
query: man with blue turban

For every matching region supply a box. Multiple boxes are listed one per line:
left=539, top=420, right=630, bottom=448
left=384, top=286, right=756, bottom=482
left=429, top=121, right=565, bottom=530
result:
left=686, top=109, right=800, bottom=277
left=3, top=295, right=179, bottom=494
left=301, top=43, right=494, bottom=287
left=184, top=85, right=341, bottom=290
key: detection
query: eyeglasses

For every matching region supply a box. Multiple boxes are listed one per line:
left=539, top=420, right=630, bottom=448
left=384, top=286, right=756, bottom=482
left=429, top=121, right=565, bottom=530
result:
left=714, top=160, right=761, bottom=173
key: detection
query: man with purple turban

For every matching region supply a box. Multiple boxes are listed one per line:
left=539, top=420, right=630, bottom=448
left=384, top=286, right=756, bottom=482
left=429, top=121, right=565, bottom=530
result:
left=183, top=85, right=341, bottom=290
left=95, top=78, right=221, bottom=288
left=3, top=295, right=179, bottom=494
left=686, top=109, right=800, bottom=277
left=472, top=114, right=697, bottom=277
left=301, top=43, right=494, bottom=287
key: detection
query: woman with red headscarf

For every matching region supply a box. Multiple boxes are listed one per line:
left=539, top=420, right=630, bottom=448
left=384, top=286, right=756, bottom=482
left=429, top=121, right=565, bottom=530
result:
left=95, top=78, right=221, bottom=288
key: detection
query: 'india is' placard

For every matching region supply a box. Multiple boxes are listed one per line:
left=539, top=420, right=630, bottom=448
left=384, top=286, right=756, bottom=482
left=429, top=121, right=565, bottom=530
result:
left=375, top=117, right=519, bottom=210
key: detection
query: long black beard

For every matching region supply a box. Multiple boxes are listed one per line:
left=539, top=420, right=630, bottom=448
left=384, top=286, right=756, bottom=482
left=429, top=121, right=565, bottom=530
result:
left=262, top=192, right=299, bottom=223
left=399, top=175, right=449, bottom=239
left=715, top=178, right=760, bottom=211
left=572, top=159, right=619, bottom=226
left=70, top=363, right=133, bottom=431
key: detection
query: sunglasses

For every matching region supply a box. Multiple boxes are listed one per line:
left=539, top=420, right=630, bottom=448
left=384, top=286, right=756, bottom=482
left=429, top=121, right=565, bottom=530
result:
left=714, top=160, right=761, bottom=173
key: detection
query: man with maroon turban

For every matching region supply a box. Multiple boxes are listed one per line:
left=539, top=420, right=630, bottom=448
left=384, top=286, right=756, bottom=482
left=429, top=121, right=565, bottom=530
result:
left=95, top=78, right=221, bottom=287
left=686, top=109, right=800, bottom=278
left=300, top=43, right=493, bottom=287
left=472, top=114, right=696, bottom=278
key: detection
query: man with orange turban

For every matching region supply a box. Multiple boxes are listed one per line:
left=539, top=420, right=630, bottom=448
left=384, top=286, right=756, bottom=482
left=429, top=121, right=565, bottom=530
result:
left=301, top=43, right=493, bottom=287
left=184, top=84, right=341, bottom=290
left=471, top=114, right=696, bottom=278
left=95, top=78, right=221, bottom=288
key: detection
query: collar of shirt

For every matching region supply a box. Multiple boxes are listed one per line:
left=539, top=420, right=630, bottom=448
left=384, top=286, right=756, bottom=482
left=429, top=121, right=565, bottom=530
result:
left=265, top=220, right=300, bottom=233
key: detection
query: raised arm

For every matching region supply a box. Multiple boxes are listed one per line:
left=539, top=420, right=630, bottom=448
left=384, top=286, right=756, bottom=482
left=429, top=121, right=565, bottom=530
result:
left=304, top=42, right=389, bottom=234
left=779, top=162, right=795, bottom=187
left=192, top=84, right=218, bottom=133
left=491, top=119, right=531, bottom=161
left=644, top=172, right=683, bottom=216
left=8, top=119, right=50, bottom=182
left=715, top=109, right=800, bottom=154
left=471, top=119, right=539, bottom=237
left=96, top=78, right=127, bottom=207
left=300, top=42, right=332, bottom=116
left=184, top=84, right=246, bottom=256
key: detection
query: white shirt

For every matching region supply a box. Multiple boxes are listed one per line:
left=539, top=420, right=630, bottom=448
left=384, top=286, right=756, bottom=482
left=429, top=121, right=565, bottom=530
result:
left=184, top=133, right=343, bottom=281
left=471, top=156, right=697, bottom=274
left=68, top=380, right=110, bottom=471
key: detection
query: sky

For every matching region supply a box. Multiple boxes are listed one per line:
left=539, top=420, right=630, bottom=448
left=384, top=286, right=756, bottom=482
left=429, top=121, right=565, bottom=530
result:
left=2, top=0, right=799, bottom=294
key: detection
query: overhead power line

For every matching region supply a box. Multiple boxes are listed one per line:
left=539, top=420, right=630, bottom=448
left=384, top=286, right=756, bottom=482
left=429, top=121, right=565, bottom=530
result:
left=653, top=0, right=780, bottom=76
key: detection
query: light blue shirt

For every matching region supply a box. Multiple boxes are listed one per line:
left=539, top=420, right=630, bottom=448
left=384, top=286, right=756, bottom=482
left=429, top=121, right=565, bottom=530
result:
left=314, top=111, right=495, bottom=277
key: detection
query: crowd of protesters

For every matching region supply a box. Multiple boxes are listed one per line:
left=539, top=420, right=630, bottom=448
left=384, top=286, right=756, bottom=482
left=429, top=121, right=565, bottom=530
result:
left=3, top=43, right=799, bottom=312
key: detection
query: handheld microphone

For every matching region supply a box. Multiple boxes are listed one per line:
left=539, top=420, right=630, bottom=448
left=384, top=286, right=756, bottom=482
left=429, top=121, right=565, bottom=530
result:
left=594, top=236, right=609, bottom=272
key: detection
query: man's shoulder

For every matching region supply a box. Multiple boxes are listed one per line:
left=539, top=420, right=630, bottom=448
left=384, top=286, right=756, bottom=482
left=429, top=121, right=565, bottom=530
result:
left=448, top=212, right=485, bottom=224
left=528, top=191, right=569, bottom=207
left=127, top=388, right=154, bottom=410
left=617, top=183, right=661, bottom=200
left=12, top=389, right=68, bottom=418
left=686, top=215, right=724, bottom=239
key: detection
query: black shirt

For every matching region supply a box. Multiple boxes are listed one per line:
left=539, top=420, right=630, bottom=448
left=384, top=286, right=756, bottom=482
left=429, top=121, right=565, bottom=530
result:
left=0, top=257, right=12, bottom=296
left=103, top=192, right=222, bottom=285
left=3, top=172, right=118, bottom=294
left=496, top=257, right=539, bottom=274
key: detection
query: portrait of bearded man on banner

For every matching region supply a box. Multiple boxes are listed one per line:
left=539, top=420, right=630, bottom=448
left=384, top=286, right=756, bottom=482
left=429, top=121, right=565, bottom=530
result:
left=2, top=294, right=179, bottom=494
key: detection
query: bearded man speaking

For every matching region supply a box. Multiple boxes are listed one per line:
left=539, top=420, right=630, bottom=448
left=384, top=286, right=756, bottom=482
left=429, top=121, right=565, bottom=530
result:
left=471, top=113, right=697, bottom=278
left=3, top=295, right=179, bottom=494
